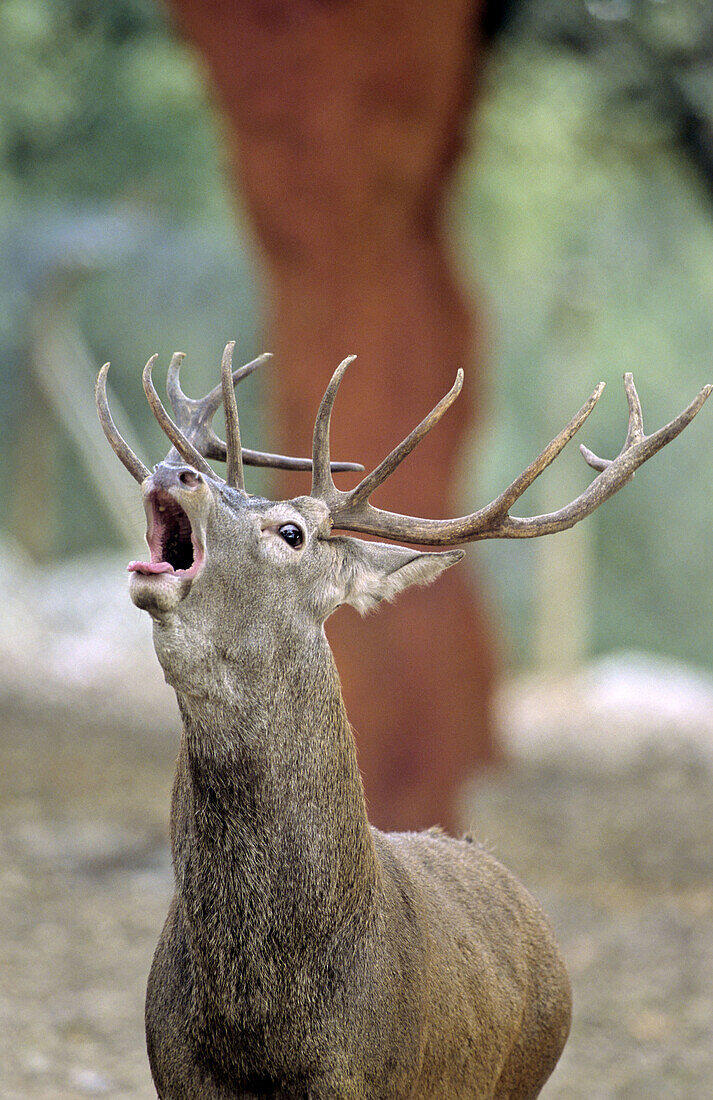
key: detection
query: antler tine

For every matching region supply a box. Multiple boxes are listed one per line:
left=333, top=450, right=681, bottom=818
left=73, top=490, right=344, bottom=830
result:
left=319, top=371, right=711, bottom=545
left=164, top=348, right=363, bottom=474
left=165, top=351, right=188, bottom=415
left=142, top=355, right=218, bottom=479
left=164, top=350, right=272, bottom=462
left=623, top=372, right=645, bottom=447
left=579, top=373, right=711, bottom=478
left=311, top=356, right=358, bottom=500
left=348, top=370, right=465, bottom=506
left=95, top=362, right=151, bottom=484
left=221, top=341, right=245, bottom=490
left=239, top=448, right=363, bottom=472
left=195, top=352, right=274, bottom=424
left=492, top=376, right=713, bottom=540
left=321, top=373, right=603, bottom=539
left=580, top=373, right=644, bottom=475
left=478, top=382, right=605, bottom=520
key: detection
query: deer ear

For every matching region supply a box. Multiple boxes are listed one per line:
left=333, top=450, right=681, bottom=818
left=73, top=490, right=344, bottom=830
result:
left=328, top=538, right=464, bottom=616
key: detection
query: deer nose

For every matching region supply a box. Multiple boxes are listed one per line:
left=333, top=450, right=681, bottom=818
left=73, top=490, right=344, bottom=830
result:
left=151, top=464, right=205, bottom=493
left=178, top=469, right=203, bottom=489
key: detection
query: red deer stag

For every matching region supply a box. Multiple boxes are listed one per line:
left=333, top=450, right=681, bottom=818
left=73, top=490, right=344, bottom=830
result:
left=96, top=344, right=709, bottom=1099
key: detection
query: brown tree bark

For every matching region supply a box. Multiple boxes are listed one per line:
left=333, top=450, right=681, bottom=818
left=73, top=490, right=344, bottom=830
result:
left=167, top=0, right=500, bottom=833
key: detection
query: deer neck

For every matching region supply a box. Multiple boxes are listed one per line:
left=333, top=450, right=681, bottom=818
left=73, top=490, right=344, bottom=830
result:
left=154, top=614, right=379, bottom=999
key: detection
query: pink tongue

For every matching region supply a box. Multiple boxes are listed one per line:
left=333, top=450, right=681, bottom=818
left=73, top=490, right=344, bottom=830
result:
left=128, top=560, right=175, bottom=575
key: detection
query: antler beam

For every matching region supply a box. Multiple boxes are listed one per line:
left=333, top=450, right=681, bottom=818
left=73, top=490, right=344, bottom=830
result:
left=311, top=361, right=711, bottom=544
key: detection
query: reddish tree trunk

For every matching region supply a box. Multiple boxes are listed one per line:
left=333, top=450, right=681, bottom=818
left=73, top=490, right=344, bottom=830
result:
left=167, top=0, right=500, bottom=833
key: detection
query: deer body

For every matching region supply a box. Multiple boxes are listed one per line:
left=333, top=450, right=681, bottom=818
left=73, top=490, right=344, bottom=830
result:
left=95, top=344, right=709, bottom=1098
left=144, top=574, right=570, bottom=1098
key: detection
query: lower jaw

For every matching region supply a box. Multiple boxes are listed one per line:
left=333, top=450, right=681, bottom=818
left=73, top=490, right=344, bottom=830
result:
left=129, top=571, right=195, bottom=614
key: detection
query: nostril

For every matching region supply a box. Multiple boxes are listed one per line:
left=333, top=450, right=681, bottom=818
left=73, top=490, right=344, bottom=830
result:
left=179, top=470, right=202, bottom=488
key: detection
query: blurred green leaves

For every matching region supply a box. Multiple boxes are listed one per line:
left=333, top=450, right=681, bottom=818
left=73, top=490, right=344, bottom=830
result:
left=0, top=0, right=264, bottom=557
left=0, top=0, right=229, bottom=218
left=3, top=0, right=713, bottom=672
left=456, top=6, right=713, bottom=669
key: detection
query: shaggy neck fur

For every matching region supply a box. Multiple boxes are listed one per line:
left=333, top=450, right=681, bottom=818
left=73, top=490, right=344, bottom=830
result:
left=157, top=614, right=381, bottom=1055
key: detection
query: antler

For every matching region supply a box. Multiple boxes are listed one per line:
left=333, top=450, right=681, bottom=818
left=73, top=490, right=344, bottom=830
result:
left=311, top=360, right=712, bottom=545
left=96, top=362, right=151, bottom=484
left=159, top=344, right=363, bottom=475
left=96, top=345, right=364, bottom=485
left=164, top=345, right=268, bottom=467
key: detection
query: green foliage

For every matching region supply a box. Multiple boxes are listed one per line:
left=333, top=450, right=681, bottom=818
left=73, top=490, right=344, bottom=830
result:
left=0, top=0, right=265, bottom=557
left=0, top=0, right=230, bottom=219
left=457, top=25, right=713, bottom=670
left=3, top=0, right=713, bottom=672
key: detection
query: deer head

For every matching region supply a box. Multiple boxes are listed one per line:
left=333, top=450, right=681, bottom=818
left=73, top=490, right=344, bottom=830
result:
left=95, top=346, right=465, bottom=692
left=96, top=343, right=711, bottom=674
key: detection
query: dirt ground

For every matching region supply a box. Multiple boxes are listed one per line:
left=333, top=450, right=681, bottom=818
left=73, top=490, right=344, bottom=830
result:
left=1, top=707, right=711, bottom=1099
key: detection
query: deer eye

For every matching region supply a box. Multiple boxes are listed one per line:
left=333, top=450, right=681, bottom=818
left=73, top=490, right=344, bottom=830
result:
left=278, top=523, right=304, bottom=549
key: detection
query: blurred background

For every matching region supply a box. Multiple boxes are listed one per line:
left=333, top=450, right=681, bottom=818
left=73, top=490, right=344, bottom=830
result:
left=1, top=0, right=712, bottom=1096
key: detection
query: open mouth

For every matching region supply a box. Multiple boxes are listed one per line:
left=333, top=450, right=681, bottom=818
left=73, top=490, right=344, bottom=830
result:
left=128, top=489, right=204, bottom=580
